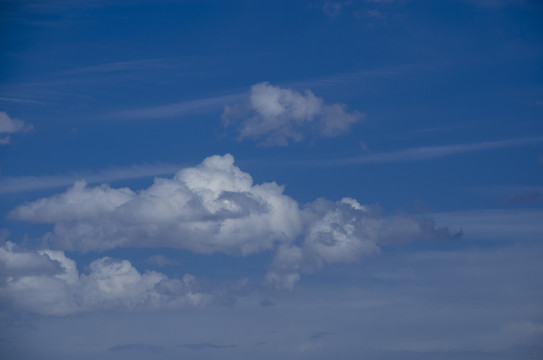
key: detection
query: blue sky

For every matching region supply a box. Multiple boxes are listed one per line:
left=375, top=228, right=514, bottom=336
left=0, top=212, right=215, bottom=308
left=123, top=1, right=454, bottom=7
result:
left=1, top=0, right=543, bottom=359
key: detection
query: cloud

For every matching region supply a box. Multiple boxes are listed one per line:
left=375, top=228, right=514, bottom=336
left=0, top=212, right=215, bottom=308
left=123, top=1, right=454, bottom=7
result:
left=428, top=209, right=543, bottom=242
left=110, top=93, right=243, bottom=120
left=11, top=154, right=302, bottom=255
left=309, top=331, right=334, bottom=340
left=501, top=190, right=542, bottom=205
left=0, top=241, right=211, bottom=316
left=179, top=342, right=237, bottom=350
left=293, top=136, right=543, bottom=166
left=108, top=343, right=164, bottom=353
left=0, top=112, right=33, bottom=145
left=223, top=82, right=363, bottom=146
left=145, top=254, right=180, bottom=267
left=265, top=197, right=461, bottom=290
left=260, top=299, right=276, bottom=307
left=10, top=154, right=458, bottom=292
left=0, top=162, right=182, bottom=195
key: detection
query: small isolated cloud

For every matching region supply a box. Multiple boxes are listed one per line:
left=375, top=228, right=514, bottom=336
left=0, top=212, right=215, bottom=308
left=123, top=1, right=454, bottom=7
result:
left=179, top=342, right=237, bottom=350
left=145, top=254, right=180, bottom=267
left=0, top=112, right=33, bottom=145
left=222, top=82, right=363, bottom=146
left=0, top=242, right=211, bottom=315
left=501, top=190, right=542, bottom=205
left=260, top=299, right=276, bottom=307
left=309, top=331, right=334, bottom=340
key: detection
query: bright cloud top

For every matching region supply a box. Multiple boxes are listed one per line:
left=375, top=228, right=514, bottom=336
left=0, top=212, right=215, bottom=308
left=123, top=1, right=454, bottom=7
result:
left=222, top=82, right=363, bottom=146
left=10, top=154, right=459, bottom=293
left=0, top=241, right=211, bottom=316
left=0, top=111, right=33, bottom=145
left=12, top=154, right=302, bottom=255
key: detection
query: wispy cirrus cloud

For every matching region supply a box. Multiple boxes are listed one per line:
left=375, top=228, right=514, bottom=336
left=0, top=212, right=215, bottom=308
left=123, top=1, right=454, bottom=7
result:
left=109, top=93, right=244, bottom=120
left=293, top=136, right=543, bottom=166
left=0, top=163, right=182, bottom=195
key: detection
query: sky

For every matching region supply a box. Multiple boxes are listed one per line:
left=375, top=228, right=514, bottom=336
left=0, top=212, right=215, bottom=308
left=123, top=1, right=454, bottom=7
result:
left=0, top=0, right=543, bottom=359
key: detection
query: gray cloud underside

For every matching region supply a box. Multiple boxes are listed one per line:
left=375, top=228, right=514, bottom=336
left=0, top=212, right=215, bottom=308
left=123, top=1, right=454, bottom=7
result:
left=0, top=242, right=210, bottom=316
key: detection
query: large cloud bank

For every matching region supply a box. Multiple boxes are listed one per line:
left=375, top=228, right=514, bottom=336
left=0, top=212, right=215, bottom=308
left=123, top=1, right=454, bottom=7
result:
left=11, top=155, right=460, bottom=292
left=222, top=82, right=362, bottom=146
left=0, top=241, right=210, bottom=316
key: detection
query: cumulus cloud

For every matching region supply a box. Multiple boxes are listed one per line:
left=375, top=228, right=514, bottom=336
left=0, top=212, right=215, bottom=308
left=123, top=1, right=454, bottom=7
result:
left=11, top=154, right=302, bottom=254
left=0, top=241, right=211, bottom=316
left=265, top=198, right=462, bottom=290
left=222, top=82, right=362, bottom=146
left=10, top=154, right=459, bottom=292
left=0, top=112, right=33, bottom=145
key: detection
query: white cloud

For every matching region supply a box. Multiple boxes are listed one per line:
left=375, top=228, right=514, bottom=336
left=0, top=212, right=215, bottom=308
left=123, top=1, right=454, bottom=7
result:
left=223, top=82, right=362, bottom=146
left=0, top=241, right=211, bottom=316
left=10, top=154, right=458, bottom=292
left=11, top=154, right=303, bottom=255
left=0, top=111, right=33, bottom=145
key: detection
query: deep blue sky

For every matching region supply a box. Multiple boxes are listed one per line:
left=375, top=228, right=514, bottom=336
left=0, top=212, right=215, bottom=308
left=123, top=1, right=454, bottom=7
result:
left=1, top=1, right=543, bottom=359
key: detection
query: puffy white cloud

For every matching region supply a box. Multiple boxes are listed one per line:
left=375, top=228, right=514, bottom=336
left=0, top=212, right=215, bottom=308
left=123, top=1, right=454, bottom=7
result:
left=222, top=82, right=362, bottom=146
left=10, top=154, right=459, bottom=292
left=266, top=198, right=461, bottom=290
left=0, top=111, right=33, bottom=145
left=0, top=241, right=211, bottom=315
left=11, top=154, right=303, bottom=254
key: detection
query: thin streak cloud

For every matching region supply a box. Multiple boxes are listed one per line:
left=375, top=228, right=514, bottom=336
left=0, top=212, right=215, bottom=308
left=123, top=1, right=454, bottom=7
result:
left=109, top=93, right=244, bottom=120
left=294, top=136, right=543, bottom=166
left=0, top=163, right=182, bottom=194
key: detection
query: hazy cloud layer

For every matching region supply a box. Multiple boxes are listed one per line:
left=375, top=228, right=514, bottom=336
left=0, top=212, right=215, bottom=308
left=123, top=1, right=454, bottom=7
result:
left=0, top=242, right=211, bottom=316
left=0, top=111, right=33, bottom=145
left=223, top=82, right=362, bottom=146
